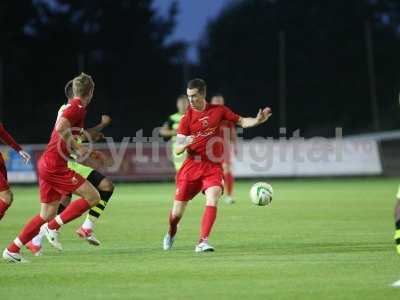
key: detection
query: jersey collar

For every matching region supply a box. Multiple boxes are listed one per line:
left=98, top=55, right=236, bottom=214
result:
left=69, top=97, right=84, bottom=106
left=192, top=101, right=209, bottom=112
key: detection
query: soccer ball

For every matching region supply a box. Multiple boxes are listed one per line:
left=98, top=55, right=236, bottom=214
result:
left=250, top=182, right=273, bottom=206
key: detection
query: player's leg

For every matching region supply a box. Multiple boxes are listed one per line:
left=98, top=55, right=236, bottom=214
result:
left=163, top=200, right=188, bottom=250
left=163, top=177, right=201, bottom=250
left=58, top=194, right=72, bottom=214
left=3, top=201, right=60, bottom=262
left=27, top=195, right=72, bottom=255
left=0, top=163, right=13, bottom=221
left=0, top=189, right=13, bottom=221
left=195, top=186, right=222, bottom=252
left=78, top=171, right=114, bottom=245
left=222, top=162, right=235, bottom=204
left=392, top=191, right=400, bottom=286
left=46, top=179, right=100, bottom=233
left=394, top=187, right=400, bottom=255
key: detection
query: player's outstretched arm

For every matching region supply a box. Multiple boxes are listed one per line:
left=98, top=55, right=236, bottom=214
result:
left=0, top=123, right=31, bottom=163
left=175, top=134, right=194, bottom=155
left=238, top=107, right=272, bottom=128
left=160, top=124, right=176, bottom=138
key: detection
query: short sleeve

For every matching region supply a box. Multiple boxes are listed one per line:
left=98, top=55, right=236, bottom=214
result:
left=62, top=104, right=85, bottom=126
left=177, top=114, right=190, bottom=136
left=222, top=106, right=240, bottom=123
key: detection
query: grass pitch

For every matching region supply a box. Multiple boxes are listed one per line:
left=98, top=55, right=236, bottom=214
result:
left=0, top=178, right=400, bottom=299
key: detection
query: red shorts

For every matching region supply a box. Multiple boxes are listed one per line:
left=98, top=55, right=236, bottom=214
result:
left=175, top=159, right=224, bottom=202
left=0, top=158, right=9, bottom=192
left=38, top=157, right=85, bottom=203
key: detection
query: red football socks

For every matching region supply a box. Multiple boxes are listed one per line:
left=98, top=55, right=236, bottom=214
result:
left=200, top=206, right=217, bottom=241
left=0, top=198, right=10, bottom=221
left=48, top=198, right=90, bottom=230
left=224, top=172, right=234, bottom=196
left=8, top=214, right=46, bottom=253
left=168, top=212, right=181, bottom=237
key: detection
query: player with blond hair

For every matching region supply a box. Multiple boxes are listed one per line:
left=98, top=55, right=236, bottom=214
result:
left=25, top=80, right=115, bottom=255
left=3, top=73, right=104, bottom=263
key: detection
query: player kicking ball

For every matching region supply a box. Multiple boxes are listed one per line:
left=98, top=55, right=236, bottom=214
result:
left=3, top=73, right=104, bottom=263
left=163, top=78, right=272, bottom=252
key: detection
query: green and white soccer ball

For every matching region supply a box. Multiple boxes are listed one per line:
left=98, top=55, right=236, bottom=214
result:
left=250, top=182, right=273, bottom=206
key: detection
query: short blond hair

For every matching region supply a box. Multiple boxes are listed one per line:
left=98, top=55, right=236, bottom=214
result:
left=72, top=73, right=95, bottom=97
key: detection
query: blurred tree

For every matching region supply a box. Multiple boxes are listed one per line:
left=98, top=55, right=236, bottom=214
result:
left=199, top=0, right=400, bottom=137
left=0, top=0, right=38, bottom=129
left=0, top=0, right=186, bottom=142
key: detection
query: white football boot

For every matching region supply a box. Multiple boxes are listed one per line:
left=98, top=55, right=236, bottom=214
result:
left=163, top=234, right=175, bottom=250
left=42, top=223, right=63, bottom=251
left=224, top=196, right=235, bottom=204
left=2, top=248, right=28, bottom=263
left=195, top=240, right=215, bottom=253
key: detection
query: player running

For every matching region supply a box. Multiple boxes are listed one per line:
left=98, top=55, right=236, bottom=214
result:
left=28, top=113, right=113, bottom=253
left=3, top=73, right=104, bottom=263
left=211, top=94, right=237, bottom=204
left=26, top=81, right=114, bottom=255
left=163, top=78, right=272, bottom=252
left=0, top=124, right=31, bottom=221
left=160, top=95, right=189, bottom=171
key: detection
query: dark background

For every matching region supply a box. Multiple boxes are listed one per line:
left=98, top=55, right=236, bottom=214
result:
left=1, top=0, right=400, bottom=142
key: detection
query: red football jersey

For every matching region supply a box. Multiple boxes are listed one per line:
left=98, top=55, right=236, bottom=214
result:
left=177, top=103, right=240, bottom=162
left=42, top=98, right=86, bottom=170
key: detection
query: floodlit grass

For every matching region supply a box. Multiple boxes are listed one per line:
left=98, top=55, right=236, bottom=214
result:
left=1, top=178, right=400, bottom=299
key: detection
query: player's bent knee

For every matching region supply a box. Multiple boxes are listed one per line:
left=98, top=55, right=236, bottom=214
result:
left=42, top=211, right=57, bottom=222
left=206, top=199, right=218, bottom=207
left=0, top=190, right=13, bottom=205
left=172, top=201, right=187, bottom=217
left=86, top=189, right=101, bottom=207
left=98, top=178, right=114, bottom=192
left=40, top=202, right=59, bottom=221
left=205, top=187, right=222, bottom=207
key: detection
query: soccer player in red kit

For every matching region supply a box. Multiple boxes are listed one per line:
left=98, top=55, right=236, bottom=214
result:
left=211, top=94, right=237, bottom=204
left=3, top=73, right=102, bottom=263
left=0, top=124, right=31, bottom=221
left=163, top=79, right=272, bottom=252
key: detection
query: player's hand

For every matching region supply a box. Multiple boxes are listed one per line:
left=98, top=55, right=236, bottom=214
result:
left=101, top=115, right=112, bottom=127
left=91, top=131, right=105, bottom=142
left=18, top=150, right=31, bottom=164
left=256, top=107, right=272, bottom=124
left=75, top=144, right=90, bottom=161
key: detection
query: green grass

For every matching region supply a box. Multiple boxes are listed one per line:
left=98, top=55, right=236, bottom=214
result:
left=1, top=178, right=400, bottom=299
